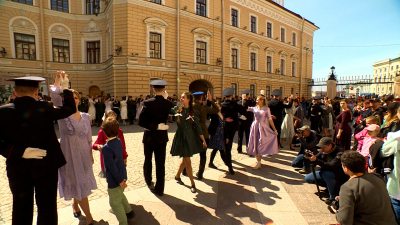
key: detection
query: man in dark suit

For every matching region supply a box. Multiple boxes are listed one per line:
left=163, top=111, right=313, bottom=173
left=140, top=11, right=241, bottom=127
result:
left=268, top=89, right=293, bottom=146
left=139, top=80, right=173, bottom=196
left=309, top=97, right=322, bottom=133
left=0, top=74, right=76, bottom=225
left=95, top=95, right=105, bottom=126
left=127, top=95, right=136, bottom=125
left=220, top=88, right=247, bottom=174
left=237, top=89, right=256, bottom=153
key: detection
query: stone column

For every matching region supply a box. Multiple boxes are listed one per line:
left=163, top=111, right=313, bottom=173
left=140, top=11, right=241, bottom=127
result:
left=326, top=79, right=337, bottom=99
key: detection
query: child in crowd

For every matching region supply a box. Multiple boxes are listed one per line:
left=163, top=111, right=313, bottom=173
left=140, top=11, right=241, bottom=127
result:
left=354, top=116, right=380, bottom=152
left=359, top=124, right=381, bottom=171
left=93, top=110, right=128, bottom=178
left=101, top=117, right=135, bottom=224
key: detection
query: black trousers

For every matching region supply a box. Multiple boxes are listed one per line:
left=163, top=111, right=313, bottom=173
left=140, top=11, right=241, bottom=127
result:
left=96, top=113, right=103, bottom=126
left=237, top=123, right=251, bottom=152
left=9, top=169, right=58, bottom=225
left=127, top=110, right=135, bottom=124
left=209, top=149, right=228, bottom=166
left=223, top=129, right=236, bottom=169
left=310, top=116, right=320, bottom=132
left=143, top=143, right=167, bottom=194
left=273, top=119, right=282, bottom=144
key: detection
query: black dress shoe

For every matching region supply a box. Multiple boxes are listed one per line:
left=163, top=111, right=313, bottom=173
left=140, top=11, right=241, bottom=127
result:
left=196, top=172, right=203, bottom=180
left=237, top=149, right=242, bottom=153
left=190, top=185, right=197, bottom=193
left=290, top=147, right=295, bottom=150
left=229, top=168, right=235, bottom=175
left=279, top=144, right=284, bottom=148
left=73, top=211, right=81, bottom=218
left=150, top=188, right=163, bottom=196
left=126, top=210, right=135, bottom=219
left=147, top=182, right=155, bottom=189
left=208, top=163, right=217, bottom=169
left=175, top=177, right=184, bottom=185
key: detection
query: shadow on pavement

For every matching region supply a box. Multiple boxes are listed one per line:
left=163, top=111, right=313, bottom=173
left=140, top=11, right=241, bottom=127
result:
left=128, top=204, right=160, bottom=225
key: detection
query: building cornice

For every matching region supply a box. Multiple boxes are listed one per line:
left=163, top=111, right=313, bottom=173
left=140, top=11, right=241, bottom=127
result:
left=231, top=0, right=318, bottom=36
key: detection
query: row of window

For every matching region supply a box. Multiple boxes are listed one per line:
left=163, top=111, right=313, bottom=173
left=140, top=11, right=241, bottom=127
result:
left=14, top=32, right=297, bottom=76
left=14, top=33, right=100, bottom=63
left=231, top=83, right=295, bottom=98
left=375, top=65, right=400, bottom=74
left=13, top=0, right=100, bottom=15
left=232, top=9, right=297, bottom=45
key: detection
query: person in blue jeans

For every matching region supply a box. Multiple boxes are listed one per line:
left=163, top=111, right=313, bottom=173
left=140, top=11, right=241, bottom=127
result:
left=304, top=137, right=348, bottom=204
left=291, top=126, right=319, bottom=174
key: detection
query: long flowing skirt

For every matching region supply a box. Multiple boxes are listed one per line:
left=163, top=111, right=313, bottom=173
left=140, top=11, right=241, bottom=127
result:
left=247, top=122, right=279, bottom=156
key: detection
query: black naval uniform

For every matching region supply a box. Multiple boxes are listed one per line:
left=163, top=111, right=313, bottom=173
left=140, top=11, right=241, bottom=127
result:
left=112, top=99, right=121, bottom=120
left=237, top=98, right=256, bottom=153
left=0, top=90, right=76, bottom=225
left=309, top=102, right=322, bottom=132
left=78, top=97, right=87, bottom=112
left=268, top=98, right=293, bottom=144
left=95, top=99, right=105, bottom=126
left=139, top=95, right=173, bottom=195
left=220, top=99, right=247, bottom=172
left=127, top=98, right=136, bottom=124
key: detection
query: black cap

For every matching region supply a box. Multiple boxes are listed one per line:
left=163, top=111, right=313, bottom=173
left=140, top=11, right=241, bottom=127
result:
left=150, top=79, right=168, bottom=89
left=241, top=89, right=250, bottom=95
left=128, top=96, right=132, bottom=98
left=222, top=88, right=234, bottom=97
left=313, top=96, right=321, bottom=100
left=272, top=89, right=281, bottom=96
left=383, top=102, right=400, bottom=110
left=7, top=76, right=45, bottom=87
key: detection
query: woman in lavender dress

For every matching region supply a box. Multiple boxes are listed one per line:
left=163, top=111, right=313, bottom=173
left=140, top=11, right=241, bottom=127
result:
left=247, top=96, right=279, bottom=170
left=51, top=72, right=97, bottom=225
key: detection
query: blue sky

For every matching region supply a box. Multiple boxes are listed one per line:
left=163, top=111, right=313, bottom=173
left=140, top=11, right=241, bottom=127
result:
left=285, top=0, right=400, bottom=81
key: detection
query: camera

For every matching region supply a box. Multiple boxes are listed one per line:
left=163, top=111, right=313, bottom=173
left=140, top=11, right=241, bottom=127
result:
left=328, top=199, right=339, bottom=214
left=295, top=128, right=302, bottom=134
left=304, top=150, right=313, bottom=158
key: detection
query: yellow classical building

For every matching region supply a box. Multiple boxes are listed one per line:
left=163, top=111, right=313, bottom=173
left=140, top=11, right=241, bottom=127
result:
left=0, top=0, right=318, bottom=98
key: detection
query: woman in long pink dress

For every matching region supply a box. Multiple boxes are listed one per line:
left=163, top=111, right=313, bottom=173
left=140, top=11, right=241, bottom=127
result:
left=247, top=96, right=279, bottom=170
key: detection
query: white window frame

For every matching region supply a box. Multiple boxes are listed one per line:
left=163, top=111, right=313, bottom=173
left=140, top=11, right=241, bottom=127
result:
left=192, top=28, right=213, bottom=64
left=265, top=47, right=275, bottom=74
left=230, top=48, right=239, bottom=69
left=266, top=20, right=273, bottom=38
left=228, top=37, right=243, bottom=69
left=250, top=84, right=256, bottom=98
left=144, top=18, right=169, bottom=59
left=292, top=31, right=297, bottom=46
left=266, top=85, right=271, bottom=97
left=291, top=87, right=295, bottom=95
left=280, top=86, right=284, bottom=96
left=148, top=0, right=165, bottom=5
left=249, top=13, right=258, bottom=33
left=229, top=6, right=240, bottom=28
left=231, top=83, right=238, bottom=97
left=9, top=16, right=41, bottom=60
left=280, top=26, right=286, bottom=43
left=248, top=43, right=260, bottom=71
left=48, top=23, right=73, bottom=63
left=291, top=61, right=296, bottom=77
left=194, top=0, right=210, bottom=18
left=280, top=58, right=286, bottom=75
left=49, top=0, right=71, bottom=13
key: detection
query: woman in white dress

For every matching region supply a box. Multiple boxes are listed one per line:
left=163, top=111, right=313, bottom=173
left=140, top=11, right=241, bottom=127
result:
left=88, top=96, right=96, bottom=126
left=135, top=95, right=150, bottom=121
left=280, top=103, right=296, bottom=150
left=120, top=95, right=128, bottom=125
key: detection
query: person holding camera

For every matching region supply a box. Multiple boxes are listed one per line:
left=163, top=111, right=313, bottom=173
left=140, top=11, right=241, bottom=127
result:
left=291, top=125, right=319, bottom=174
left=304, top=137, right=348, bottom=204
left=335, top=151, right=397, bottom=225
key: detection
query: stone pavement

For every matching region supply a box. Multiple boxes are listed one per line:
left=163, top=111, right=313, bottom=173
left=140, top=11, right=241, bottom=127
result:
left=0, top=121, right=337, bottom=224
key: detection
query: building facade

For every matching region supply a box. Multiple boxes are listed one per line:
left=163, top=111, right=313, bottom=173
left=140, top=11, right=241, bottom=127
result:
left=0, top=0, right=318, bottom=98
left=372, top=55, right=400, bottom=97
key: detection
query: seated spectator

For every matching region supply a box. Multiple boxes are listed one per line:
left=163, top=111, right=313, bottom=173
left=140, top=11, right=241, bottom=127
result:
left=381, top=102, right=400, bottom=138
left=359, top=124, right=380, bottom=171
left=335, top=151, right=397, bottom=225
left=304, top=137, right=348, bottom=204
left=354, top=116, right=380, bottom=152
left=291, top=125, right=319, bottom=174
left=381, top=126, right=400, bottom=219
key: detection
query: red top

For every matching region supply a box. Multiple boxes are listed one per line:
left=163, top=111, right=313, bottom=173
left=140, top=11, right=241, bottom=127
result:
left=92, top=128, right=128, bottom=159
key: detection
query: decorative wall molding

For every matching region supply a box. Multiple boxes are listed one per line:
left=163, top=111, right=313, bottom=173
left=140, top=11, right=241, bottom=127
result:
left=230, top=0, right=316, bottom=36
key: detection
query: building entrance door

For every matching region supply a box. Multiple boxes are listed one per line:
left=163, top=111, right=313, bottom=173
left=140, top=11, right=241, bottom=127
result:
left=89, top=86, right=100, bottom=97
left=189, top=80, right=213, bottom=96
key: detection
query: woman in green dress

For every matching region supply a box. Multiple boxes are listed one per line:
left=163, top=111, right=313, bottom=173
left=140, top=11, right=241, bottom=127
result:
left=171, top=92, right=207, bottom=193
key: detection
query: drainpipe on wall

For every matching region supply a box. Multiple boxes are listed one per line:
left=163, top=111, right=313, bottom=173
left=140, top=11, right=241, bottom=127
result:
left=299, top=17, right=305, bottom=98
left=176, top=0, right=180, bottom=95
left=39, top=0, right=48, bottom=91
left=221, top=0, right=224, bottom=97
